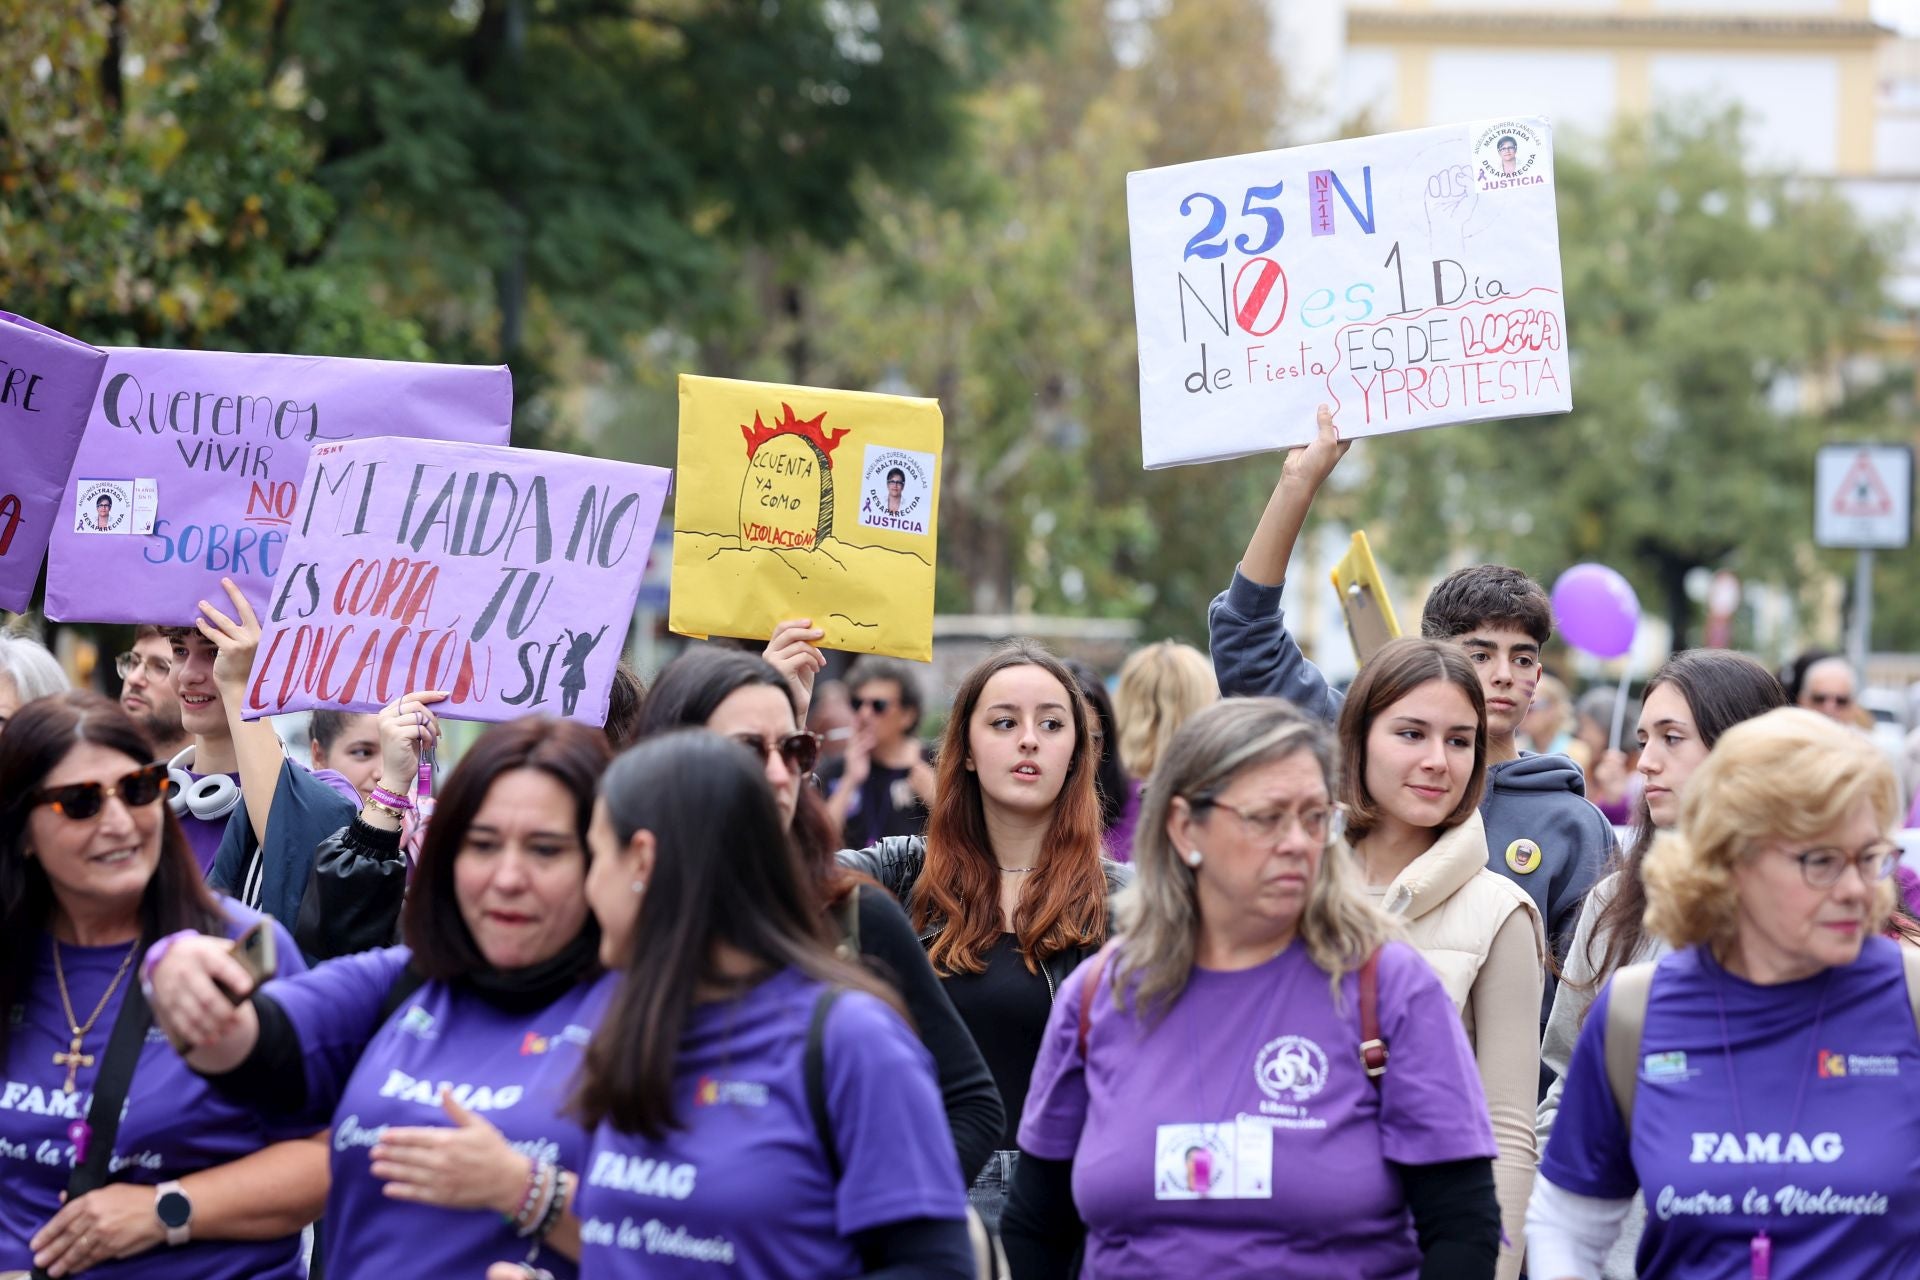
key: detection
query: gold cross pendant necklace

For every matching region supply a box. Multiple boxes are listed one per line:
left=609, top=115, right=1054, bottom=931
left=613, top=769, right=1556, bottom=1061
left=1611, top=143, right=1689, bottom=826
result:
left=51, top=936, right=142, bottom=1094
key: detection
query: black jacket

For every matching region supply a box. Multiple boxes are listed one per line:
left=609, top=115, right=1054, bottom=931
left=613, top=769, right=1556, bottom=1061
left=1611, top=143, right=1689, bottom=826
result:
left=837, top=836, right=1134, bottom=993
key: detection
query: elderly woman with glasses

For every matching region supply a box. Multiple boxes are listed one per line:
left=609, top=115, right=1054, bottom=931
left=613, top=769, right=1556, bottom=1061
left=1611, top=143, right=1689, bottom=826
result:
left=0, top=693, right=322, bottom=1280
left=1529, top=708, right=1920, bottom=1279
left=1002, top=697, right=1502, bottom=1279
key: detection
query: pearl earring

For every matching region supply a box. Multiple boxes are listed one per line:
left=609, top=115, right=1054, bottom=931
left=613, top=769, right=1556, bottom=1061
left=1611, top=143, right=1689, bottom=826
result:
left=630, top=878, right=647, bottom=894
left=1185, top=849, right=1204, bottom=868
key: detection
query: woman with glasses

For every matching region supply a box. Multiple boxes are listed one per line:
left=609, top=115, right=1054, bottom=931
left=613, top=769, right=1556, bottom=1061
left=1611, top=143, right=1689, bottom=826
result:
left=1529, top=708, right=1920, bottom=1279
left=1335, top=639, right=1545, bottom=1280
left=635, top=647, right=1003, bottom=1184
left=0, top=693, right=323, bottom=1279
left=839, top=641, right=1130, bottom=1229
left=1002, top=698, right=1501, bottom=1278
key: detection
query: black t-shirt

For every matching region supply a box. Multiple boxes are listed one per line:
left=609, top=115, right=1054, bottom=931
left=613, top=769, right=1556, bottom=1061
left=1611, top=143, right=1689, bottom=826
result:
left=820, top=748, right=930, bottom=847
left=940, top=933, right=1056, bottom=1151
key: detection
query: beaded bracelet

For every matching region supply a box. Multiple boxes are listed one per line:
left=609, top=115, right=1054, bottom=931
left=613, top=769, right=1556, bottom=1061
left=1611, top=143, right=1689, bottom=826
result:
left=506, top=1159, right=546, bottom=1230
left=534, top=1169, right=572, bottom=1240
left=515, top=1162, right=559, bottom=1238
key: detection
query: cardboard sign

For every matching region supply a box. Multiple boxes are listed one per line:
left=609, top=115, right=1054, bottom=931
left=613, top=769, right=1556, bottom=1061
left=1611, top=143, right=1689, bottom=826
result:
left=44, top=349, right=512, bottom=623
left=244, top=436, right=671, bottom=726
left=1128, top=117, right=1571, bottom=468
left=0, top=314, right=108, bottom=612
left=670, top=374, right=942, bottom=662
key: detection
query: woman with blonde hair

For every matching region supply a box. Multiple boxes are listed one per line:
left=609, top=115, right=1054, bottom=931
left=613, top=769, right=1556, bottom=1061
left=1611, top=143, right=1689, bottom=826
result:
left=1337, top=638, right=1544, bottom=1280
left=1529, top=708, right=1920, bottom=1279
left=1108, top=641, right=1218, bottom=859
left=1002, top=698, right=1501, bottom=1278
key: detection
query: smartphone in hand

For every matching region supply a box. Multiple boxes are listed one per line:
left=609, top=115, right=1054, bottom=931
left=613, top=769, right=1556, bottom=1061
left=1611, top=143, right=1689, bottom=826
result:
left=220, top=920, right=277, bottom=1005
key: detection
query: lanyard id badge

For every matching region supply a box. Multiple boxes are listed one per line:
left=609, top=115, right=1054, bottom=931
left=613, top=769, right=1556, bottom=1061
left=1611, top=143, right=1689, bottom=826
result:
left=1153, top=1117, right=1273, bottom=1200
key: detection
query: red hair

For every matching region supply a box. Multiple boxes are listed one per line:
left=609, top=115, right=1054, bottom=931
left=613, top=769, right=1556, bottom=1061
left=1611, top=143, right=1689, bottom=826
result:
left=916, top=643, right=1108, bottom=975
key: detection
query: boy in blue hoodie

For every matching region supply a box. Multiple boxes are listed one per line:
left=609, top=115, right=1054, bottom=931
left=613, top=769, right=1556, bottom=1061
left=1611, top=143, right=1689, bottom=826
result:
left=1208, top=407, right=1613, bottom=1083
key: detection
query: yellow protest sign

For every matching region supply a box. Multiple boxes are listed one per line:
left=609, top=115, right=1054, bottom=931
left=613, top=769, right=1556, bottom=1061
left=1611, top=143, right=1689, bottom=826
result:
left=670, top=374, right=942, bottom=661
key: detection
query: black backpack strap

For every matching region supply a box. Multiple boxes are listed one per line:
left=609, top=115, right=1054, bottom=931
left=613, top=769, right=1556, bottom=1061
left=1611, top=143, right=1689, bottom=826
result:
left=31, top=983, right=154, bottom=1279
left=377, top=961, right=428, bottom=1026
left=804, top=987, right=846, bottom=1182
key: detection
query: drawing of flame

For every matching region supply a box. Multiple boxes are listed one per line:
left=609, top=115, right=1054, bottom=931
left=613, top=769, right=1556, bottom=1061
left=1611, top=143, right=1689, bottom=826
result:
left=740, top=403, right=851, bottom=461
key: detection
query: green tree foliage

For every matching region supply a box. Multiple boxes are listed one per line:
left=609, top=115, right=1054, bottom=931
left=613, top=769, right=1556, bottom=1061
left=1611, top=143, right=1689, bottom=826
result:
left=1350, top=108, right=1904, bottom=646
left=790, top=0, right=1289, bottom=635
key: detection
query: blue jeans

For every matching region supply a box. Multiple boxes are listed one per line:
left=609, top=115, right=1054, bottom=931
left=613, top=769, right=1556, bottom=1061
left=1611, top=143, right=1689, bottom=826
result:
left=967, top=1149, right=1020, bottom=1234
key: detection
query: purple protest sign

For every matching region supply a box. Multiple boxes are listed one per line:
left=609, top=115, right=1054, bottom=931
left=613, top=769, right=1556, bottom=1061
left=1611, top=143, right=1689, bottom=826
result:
left=0, top=313, right=108, bottom=613
left=243, top=435, right=671, bottom=726
left=43, top=348, right=511, bottom=624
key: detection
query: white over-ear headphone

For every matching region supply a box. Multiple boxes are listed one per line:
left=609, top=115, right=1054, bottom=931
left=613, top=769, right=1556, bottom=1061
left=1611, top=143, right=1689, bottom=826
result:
left=167, top=746, right=242, bottom=822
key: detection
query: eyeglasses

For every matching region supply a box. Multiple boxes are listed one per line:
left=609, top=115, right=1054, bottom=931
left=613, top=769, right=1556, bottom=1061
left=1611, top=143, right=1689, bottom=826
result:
left=33, top=763, right=173, bottom=820
left=1783, top=842, right=1899, bottom=889
left=1807, top=693, right=1854, bottom=710
left=730, top=731, right=822, bottom=774
left=1197, top=798, right=1345, bottom=845
left=115, top=652, right=173, bottom=681
left=851, top=698, right=892, bottom=714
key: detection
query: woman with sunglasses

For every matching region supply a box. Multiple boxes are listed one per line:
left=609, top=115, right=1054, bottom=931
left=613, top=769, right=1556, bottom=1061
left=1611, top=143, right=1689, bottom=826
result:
left=636, top=647, right=1003, bottom=1183
left=839, top=641, right=1130, bottom=1229
left=1002, top=699, right=1501, bottom=1278
left=1529, top=709, right=1920, bottom=1279
left=1334, top=639, right=1545, bottom=1280
left=0, top=693, right=324, bottom=1280
left=144, top=719, right=613, bottom=1280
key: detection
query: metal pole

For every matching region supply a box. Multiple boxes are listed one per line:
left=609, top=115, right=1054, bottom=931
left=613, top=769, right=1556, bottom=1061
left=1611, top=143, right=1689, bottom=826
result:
left=1849, top=547, right=1874, bottom=679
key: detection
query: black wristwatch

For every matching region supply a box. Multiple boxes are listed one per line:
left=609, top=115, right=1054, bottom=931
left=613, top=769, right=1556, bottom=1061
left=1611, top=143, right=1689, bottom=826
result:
left=155, top=1180, right=192, bottom=1245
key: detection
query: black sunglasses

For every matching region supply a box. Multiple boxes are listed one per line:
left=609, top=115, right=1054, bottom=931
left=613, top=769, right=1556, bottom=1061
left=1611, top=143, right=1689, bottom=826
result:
left=731, top=731, right=822, bottom=774
left=851, top=697, right=891, bottom=714
left=33, top=763, right=173, bottom=820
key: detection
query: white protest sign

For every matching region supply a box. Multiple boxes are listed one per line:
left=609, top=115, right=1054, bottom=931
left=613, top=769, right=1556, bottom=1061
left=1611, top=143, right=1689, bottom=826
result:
left=1815, top=443, right=1912, bottom=550
left=1127, top=117, right=1572, bottom=468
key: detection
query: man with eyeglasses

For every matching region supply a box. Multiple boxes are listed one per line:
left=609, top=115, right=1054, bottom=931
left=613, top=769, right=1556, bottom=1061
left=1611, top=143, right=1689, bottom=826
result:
left=821, top=656, right=936, bottom=846
left=117, top=625, right=190, bottom=759
left=1797, top=655, right=1860, bottom=726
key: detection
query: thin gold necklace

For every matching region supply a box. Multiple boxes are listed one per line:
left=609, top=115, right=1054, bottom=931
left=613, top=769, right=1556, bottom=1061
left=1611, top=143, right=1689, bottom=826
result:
left=51, top=936, right=142, bottom=1094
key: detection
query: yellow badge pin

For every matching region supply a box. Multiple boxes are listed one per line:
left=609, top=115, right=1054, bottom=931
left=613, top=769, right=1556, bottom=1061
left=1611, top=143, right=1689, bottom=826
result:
left=1505, top=838, right=1543, bottom=875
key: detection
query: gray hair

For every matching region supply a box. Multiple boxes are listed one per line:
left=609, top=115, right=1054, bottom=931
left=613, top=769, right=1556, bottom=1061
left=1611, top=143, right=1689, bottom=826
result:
left=0, top=632, right=68, bottom=704
left=1113, top=697, right=1393, bottom=1018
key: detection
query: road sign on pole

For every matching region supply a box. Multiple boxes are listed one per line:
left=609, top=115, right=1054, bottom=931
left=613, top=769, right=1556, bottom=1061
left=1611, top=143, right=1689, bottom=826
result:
left=1815, top=444, right=1913, bottom=550
left=1814, top=443, right=1912, bottom=680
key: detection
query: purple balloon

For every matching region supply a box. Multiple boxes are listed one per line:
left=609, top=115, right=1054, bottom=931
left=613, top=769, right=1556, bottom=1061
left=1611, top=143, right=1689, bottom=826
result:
left=1550, top=564, right=1640, bottom=659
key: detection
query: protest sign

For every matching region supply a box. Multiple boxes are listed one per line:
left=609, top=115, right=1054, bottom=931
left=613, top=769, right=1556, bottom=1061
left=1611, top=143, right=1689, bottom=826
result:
left=670, top=374, right=942, bottom=662
left=244, top=436, right=671, bottom=727
left=44, top=349, right=511, bottom=623
left=1128, top=117, right=1570, bottom=468
left=0, top=314, right=108, bottom=612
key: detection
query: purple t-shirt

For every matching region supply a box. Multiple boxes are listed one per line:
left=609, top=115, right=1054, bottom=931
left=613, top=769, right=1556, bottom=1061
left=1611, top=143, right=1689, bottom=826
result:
left=1541, top=938, right=1920, bottom=1278
left=0, top=901, right=309, bottom=1280
left=575, top=967, right=966, bottom=1278
left=263, top=946, right=611, bottom=1280
left=176, top=769, right=241, bottom=878
left=1019, top=939, right=1497, bottom=1279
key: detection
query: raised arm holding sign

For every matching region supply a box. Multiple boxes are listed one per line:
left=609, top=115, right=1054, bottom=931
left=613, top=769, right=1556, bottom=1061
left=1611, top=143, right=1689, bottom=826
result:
left=1128, top=117, right=1570, bottom=468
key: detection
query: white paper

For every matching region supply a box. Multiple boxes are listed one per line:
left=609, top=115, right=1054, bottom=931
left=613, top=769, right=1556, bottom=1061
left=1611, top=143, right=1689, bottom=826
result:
left=1127, top=117, right=1572, bottom=468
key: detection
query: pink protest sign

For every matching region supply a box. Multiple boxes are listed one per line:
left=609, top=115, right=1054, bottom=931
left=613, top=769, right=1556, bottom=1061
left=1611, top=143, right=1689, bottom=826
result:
left=43, top=349, right=511, bottom=623
left=243, top=435, right=671, bottom=727
left=0, top=313, right=108, bottom=612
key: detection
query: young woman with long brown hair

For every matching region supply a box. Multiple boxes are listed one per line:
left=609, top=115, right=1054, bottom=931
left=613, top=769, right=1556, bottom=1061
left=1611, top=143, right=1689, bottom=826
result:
left=839, top=641, right=1129, bottom=1228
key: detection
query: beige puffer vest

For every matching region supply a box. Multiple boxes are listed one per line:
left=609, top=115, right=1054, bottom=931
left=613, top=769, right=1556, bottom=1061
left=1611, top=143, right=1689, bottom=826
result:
left=1361, top=811, right=1545, bottom=1040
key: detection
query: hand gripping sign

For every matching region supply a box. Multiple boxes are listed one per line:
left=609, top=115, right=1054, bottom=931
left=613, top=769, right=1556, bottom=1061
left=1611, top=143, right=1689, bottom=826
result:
left=1128, top=116, right=1571, bottom=468
left=244, top=436, right=671, bottom=727
left=670, top=374, right=943, bottom=663
left=0, top=313, right=108, bottom=612
left=45, top=348, right=512, bottom=623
